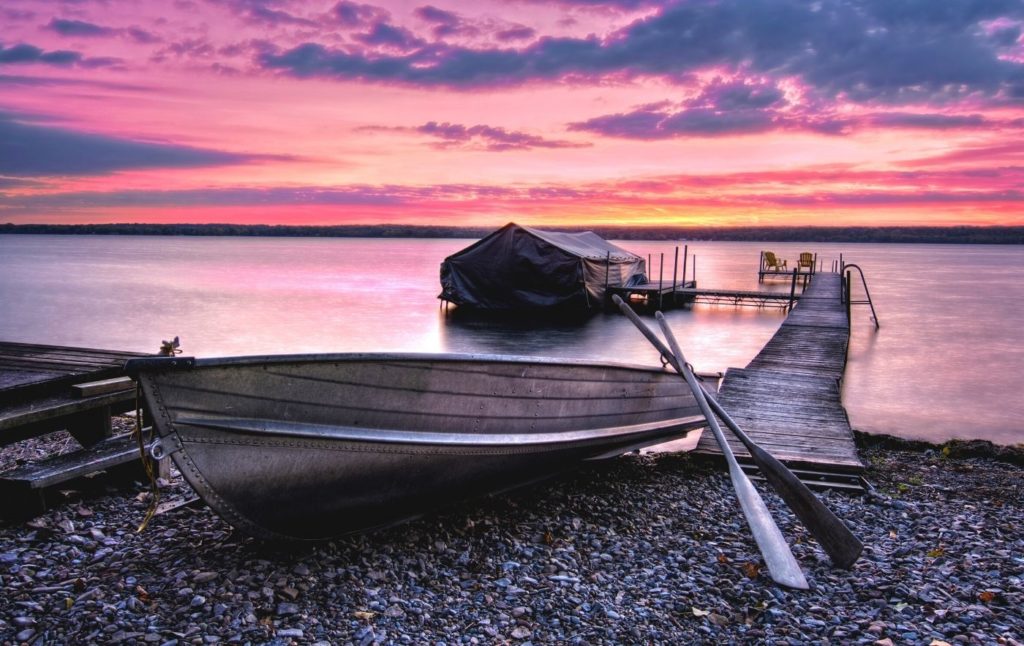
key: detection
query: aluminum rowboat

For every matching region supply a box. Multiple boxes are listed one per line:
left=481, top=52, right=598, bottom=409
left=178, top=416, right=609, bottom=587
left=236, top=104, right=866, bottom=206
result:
left=125, top=353, right=704, bottom=541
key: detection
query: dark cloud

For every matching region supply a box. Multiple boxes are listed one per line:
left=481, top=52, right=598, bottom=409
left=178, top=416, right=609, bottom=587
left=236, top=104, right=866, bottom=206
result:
left=568, top=78, right=848, bottom=139
left=354, top=23, right=427, bottom=50
left=414, top=5, right=479, bottom=39
left=331, top=1, right=390, bottom=27
left=245, top=4, right=317, bottom=27
left=47, top=18, right=115, bottom=37
left=0, top=43, right=121, bottom=68
left=415, top=121, right=589, bottom=151
left=496, top=26, right=536, bottom=42
left=45, top=18, right=163, bottom=43
left=257, top=0, right=1024, bottom=103
left=569, top=96, right=1001, bottom=140
left=0, top=112, right=273, bottom=177
left=868, top=113, right=988, bottom=129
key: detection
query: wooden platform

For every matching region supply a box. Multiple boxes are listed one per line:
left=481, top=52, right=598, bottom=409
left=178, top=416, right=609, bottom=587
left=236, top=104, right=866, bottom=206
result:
left=695, top=272, right=864, bottom=473
left=0, top=342, right=141, bottom=407
left=0, top=342, right=164, bottom=517
left=608, top=281, right=803, bottom=310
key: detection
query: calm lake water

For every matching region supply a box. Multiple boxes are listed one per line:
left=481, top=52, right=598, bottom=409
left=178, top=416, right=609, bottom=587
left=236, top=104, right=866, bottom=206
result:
left=1, top=235, right=1021, bottom=445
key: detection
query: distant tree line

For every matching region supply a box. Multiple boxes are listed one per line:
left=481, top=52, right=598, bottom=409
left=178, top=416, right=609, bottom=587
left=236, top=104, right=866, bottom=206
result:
left=2, top=222, right=1022, bottom=244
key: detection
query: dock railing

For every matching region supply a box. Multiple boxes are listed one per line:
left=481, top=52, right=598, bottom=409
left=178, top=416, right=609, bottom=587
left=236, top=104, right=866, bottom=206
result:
left=841, top=263, right=880, bottom=329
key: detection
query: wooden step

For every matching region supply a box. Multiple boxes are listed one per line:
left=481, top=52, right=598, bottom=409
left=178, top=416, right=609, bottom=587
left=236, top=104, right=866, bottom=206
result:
left=0, top=433, right=168, bottom=519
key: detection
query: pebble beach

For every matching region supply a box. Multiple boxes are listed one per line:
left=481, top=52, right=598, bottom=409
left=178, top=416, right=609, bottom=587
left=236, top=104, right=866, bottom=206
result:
left=1, top=433, right=1022, bottom=645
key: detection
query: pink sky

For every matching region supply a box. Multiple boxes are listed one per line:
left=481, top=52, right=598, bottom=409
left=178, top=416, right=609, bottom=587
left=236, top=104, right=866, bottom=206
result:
left=1, top=0, right=1022, bottom=228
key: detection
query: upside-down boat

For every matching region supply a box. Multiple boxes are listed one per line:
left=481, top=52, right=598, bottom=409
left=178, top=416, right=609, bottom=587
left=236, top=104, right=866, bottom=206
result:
left=125, top=353, right=704, bottom=541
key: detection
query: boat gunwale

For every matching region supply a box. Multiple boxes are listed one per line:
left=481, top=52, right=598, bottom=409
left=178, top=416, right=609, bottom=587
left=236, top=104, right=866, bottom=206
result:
left=172, top=414, right=706, bottom=448
left=184, top=352, right=675, bottom=375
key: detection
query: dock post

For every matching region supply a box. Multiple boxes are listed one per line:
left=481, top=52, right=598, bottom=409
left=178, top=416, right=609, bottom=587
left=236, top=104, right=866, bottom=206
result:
left=672, top=246, right=679, bottom=305
left=845, top=270, right=853, bottom=321
left=658, top=253, right=665, bottom=310
left=682, top=245, right=688, bottom=287
left=788, top=268, right=798, bottom=312
left=759, top=250, right=764, bottom=283
left=813, top=253, right=818, bottom=275
left=692, top=255, right=697, bottom=286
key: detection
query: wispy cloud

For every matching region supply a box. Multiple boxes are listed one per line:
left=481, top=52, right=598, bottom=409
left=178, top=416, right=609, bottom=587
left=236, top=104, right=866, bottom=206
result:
left=365, top=121, right=590, bottom=151
left=0, top=42, right=121, bottom=68
left=46, top=18, right=163, bottom=44
left=0, top=112, right=279, bottom=177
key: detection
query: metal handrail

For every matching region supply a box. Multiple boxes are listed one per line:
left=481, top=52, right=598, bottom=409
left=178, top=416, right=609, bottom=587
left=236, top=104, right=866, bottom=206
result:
left=842, top=263, right=879, bottom=329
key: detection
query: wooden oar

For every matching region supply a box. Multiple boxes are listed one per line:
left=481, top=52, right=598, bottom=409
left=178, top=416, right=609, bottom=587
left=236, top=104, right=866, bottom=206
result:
left=687, top=372, right=863, bottom=569
left=612, top=296, right=808, bottom=589
left=612, top=294, right=862, bottom=568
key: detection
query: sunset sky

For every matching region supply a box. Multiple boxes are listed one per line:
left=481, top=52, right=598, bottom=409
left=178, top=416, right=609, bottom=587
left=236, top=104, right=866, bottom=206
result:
left=1, top=0, right=1022, bottom=227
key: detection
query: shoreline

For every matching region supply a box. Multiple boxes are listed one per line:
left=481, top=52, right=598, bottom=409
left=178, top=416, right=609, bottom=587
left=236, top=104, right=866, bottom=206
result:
left=3, top=223, right=1024, bottom=245
left=1, top=430, right=1021, bottom=644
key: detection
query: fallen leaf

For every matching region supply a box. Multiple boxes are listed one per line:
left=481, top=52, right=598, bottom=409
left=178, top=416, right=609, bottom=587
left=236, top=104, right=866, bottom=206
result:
left=889, top=530, right=898, bottom=539
left=716, top=553, right=729, bottom=564
left=691, top=607, right=710, bottom=617
left=741, top=562, right=761, bottom=579
left=894, top=602, right=909, bottom=612
left=353, top=610, right=376, bottom=620
left=978, top=590, right=996, bottom=603
left=926, top=547, right=945, bottom=558
left=543, top=531, right=554, bottom=545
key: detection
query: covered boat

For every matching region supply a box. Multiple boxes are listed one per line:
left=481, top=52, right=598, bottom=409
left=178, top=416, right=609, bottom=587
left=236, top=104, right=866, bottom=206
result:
left=439, top=223, right=647, bottom=310
left=126, top=353, right=703, bottom=541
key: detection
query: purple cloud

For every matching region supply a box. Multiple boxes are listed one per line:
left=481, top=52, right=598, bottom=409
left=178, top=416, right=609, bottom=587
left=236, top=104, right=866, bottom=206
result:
left=331, top=1, right=390, bottom=27
left=496, top=26, right=536, bottom=43
left=46, top=18, right=162, bottom=44
left=866, top=113, right=988, bottom=129
left=415, top=121, right=589, bottom=151
left=0, top=43, right=121, bottom=68
left=0, top=111, right=278, bottom=177
left=257, top=0, right=1024, bottom=103
left=354, top=22, right=427, bottom=50
left=414, top=5, right=479, bottom=39
left=46, top=18, right=115, bottom=37
left=567, top=78, right=846, bottom=139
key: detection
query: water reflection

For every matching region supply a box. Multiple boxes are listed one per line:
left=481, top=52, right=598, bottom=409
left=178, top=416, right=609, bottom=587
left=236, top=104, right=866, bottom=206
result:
left=1, top=235, right=1021, bottom=444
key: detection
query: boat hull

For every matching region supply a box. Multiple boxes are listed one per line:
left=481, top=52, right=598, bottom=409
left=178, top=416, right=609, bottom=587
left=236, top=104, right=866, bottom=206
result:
left=132, top=353, right=703, bottom=540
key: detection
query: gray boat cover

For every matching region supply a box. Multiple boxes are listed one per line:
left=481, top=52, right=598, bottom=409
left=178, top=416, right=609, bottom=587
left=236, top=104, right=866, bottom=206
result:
left=439, top=222, right=647, bottom=309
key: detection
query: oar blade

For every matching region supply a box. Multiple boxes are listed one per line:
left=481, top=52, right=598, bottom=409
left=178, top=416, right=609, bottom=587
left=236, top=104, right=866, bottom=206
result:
left=730, top=464, right=809, bottom=589
left=611, top=297, right=810, bottom=588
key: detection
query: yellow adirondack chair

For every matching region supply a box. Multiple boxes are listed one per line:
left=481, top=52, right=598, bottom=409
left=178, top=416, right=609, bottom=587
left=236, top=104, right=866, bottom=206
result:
left=763, top=251, right=787, bottom=271
left=798, top=252, right=814, bottom=271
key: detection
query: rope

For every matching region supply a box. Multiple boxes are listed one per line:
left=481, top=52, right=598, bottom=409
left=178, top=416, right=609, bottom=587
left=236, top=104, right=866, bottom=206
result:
left=133, top=382, right=160, bottom=532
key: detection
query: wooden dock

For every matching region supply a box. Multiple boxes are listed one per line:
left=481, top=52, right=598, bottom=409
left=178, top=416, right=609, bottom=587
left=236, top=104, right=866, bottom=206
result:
left=694, top=272, right=864, bottom=474
left=609, top=284, right=805, bottom=311
left=0, top=342, right=164, bottom=517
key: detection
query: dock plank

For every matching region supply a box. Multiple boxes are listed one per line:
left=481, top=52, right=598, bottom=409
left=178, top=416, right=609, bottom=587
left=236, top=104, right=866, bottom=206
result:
left=695, top=272, right=864, bottom=472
